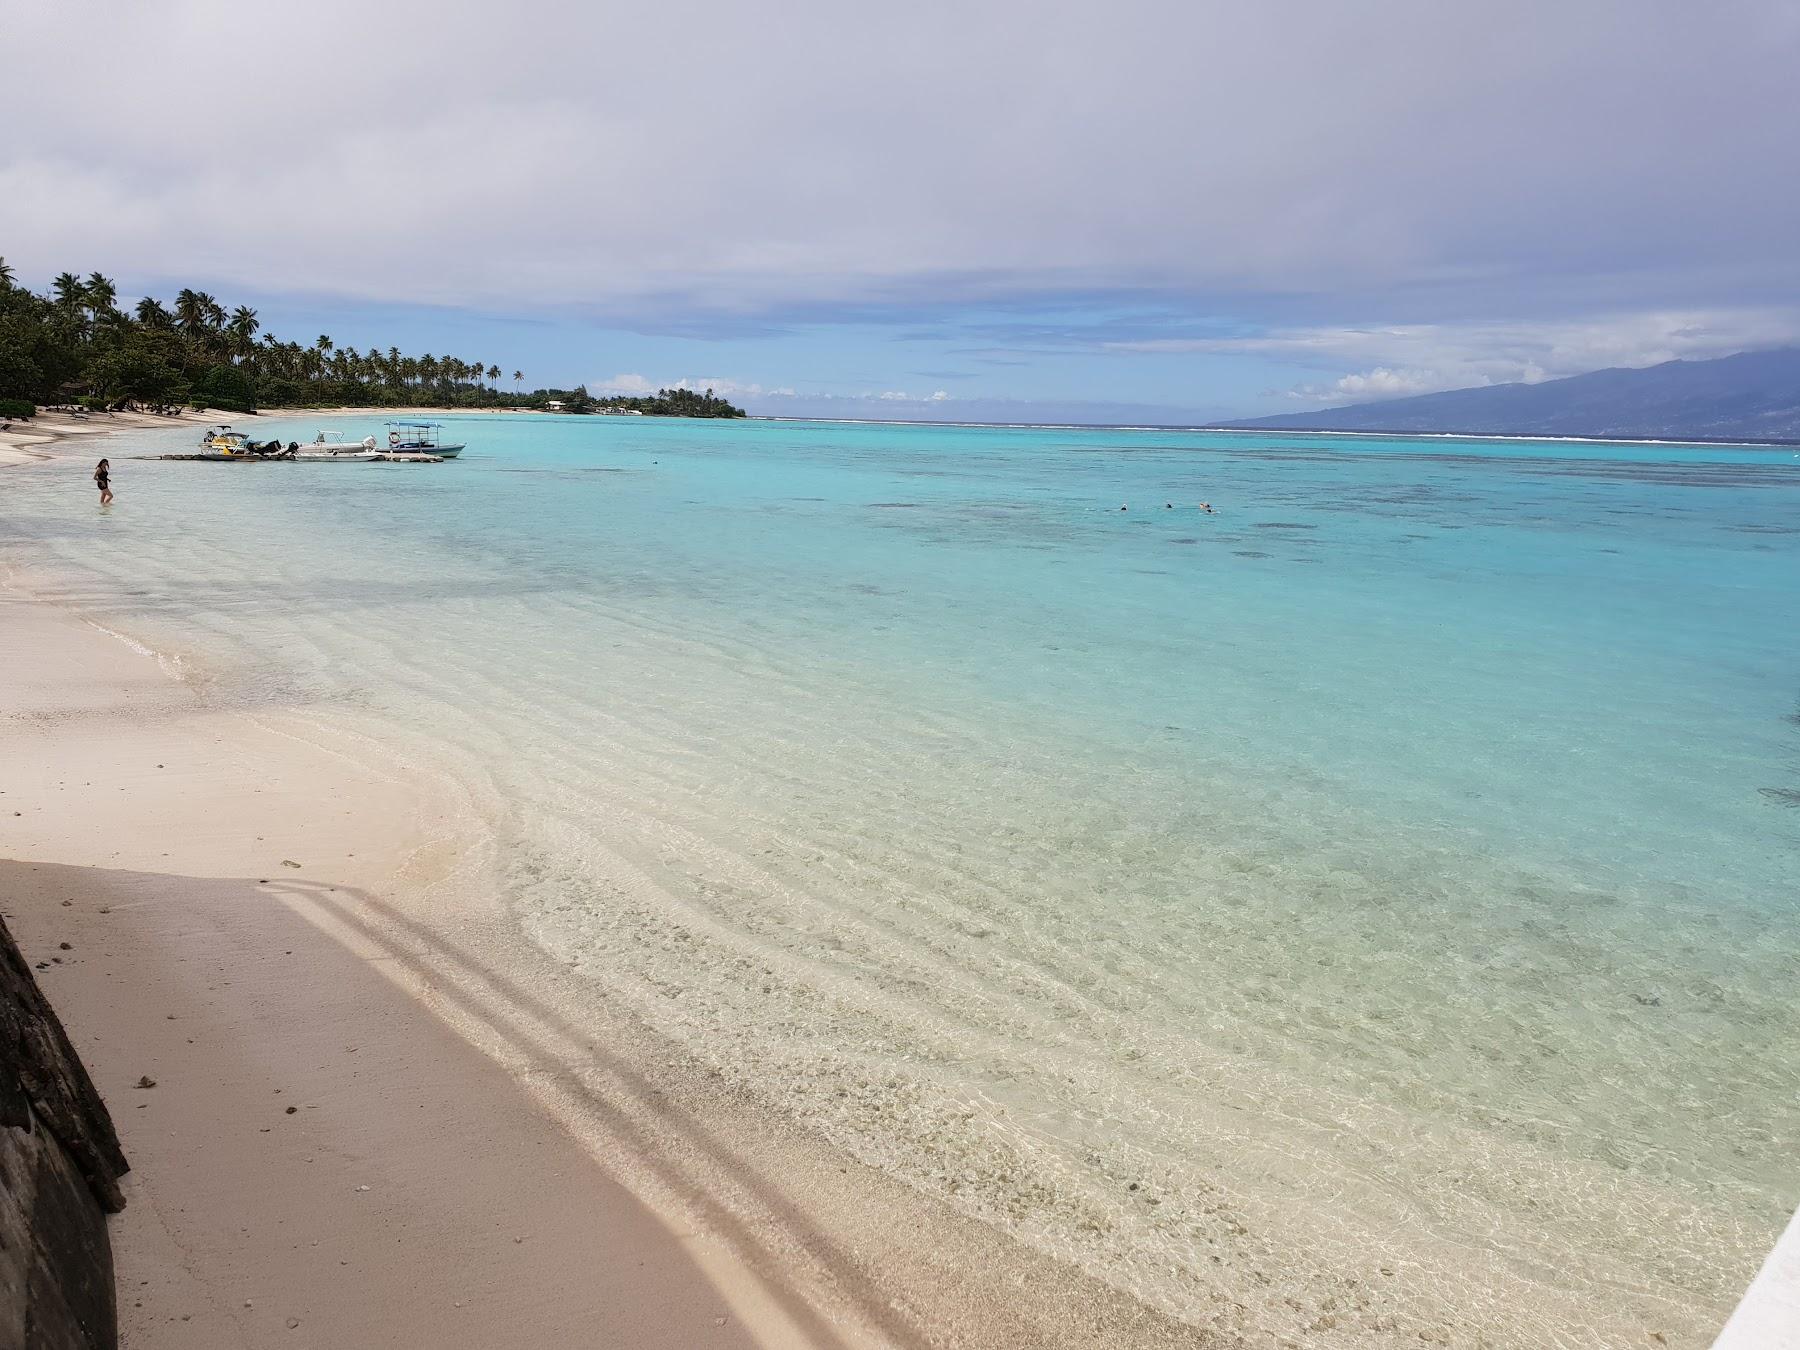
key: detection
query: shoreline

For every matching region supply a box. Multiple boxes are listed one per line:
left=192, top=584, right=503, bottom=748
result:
left=0, top=569, right=1204, bottom=1347
left=0, top=407, right=223, bottom=467
left=0, top=586, right=899, bottom=1347
left=0, top=405, right=566, bottom=468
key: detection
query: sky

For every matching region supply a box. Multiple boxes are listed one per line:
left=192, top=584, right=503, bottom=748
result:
left=4, top=0, right=1799, bottom=423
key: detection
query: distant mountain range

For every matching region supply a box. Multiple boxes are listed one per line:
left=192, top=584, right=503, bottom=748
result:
left=1227, top=348, right=1800, bottom=442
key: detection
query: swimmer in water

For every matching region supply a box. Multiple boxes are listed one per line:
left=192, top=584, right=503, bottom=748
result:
left=94, top=458, right=113, bottom=505
left=1199, top=502, right=1214, bottom=514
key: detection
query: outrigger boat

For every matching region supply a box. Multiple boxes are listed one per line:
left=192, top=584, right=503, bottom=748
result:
left=384, top=420, right=464, bottom=458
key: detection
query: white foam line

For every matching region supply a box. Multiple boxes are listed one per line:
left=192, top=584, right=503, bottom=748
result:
left=749, top=415, right=1798, bottom=448
left=1713, top=1206, right=1800, bottom=1348
left=81, top=617, right=187, bottom=681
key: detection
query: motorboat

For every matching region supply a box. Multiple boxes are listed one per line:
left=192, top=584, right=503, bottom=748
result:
left=197, top=425, right=253, bottom=455
left=295, top=430, right=380, bottom=461
left=384, top=421, right=464, bottom=458
left=191, top=426, right=294, bottom=460
left=311, top=430, right=379, bottom=452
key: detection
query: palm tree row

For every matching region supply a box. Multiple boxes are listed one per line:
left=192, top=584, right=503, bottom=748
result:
left=0, top=262, right=519, bottom=411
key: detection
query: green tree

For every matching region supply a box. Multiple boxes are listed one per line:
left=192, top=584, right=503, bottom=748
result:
left=84, top=272, right=117, bottom=319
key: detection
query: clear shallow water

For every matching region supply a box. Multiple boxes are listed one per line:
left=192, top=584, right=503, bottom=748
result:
left=6, top=417, right=1799, bottom=1343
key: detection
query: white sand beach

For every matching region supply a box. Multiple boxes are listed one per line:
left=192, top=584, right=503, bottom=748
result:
left=0, top=408, right=224, bottom=467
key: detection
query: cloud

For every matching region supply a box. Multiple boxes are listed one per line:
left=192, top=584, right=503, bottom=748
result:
left=595, top=373, right=656, bottom=394
left=731, top=390, right=1225, bottom=425
left=1295, top=367, right=1467, bottom=403
left=594, top=374, right=798, bottom=398
left=1111, top=308, right=1800, bottom=402
left=2, top=1, right=1796, bottom=332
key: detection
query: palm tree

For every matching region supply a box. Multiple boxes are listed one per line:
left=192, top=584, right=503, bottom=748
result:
left=135, top=297, right=173, bottom=327
left=174, top=288, right=206, bottom=331
left=512, top=370, right=523, bottom=396
left=52, top=272, right=84, bottom=313
left=487, top=364, right=501, bottom=398
left=227, top=306, right=259, bottom=363
left=0, top=257, right=14, bottom=289
left=83, top=272, right=117, bottom=317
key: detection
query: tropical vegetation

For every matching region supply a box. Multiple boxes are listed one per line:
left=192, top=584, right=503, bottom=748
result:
left=0, top=260, right=744, bottom=418
left=533, top=385, right=747, bottom=418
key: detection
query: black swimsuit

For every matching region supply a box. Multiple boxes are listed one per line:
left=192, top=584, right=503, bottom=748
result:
left=96, top=472, right=109, bottom=490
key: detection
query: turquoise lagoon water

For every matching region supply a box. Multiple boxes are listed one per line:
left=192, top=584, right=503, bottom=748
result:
left=5, top=417, right=1798, bottom=1342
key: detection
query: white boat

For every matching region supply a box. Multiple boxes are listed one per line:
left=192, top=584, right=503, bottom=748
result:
left=295, top=431, right=380, bottom=462
left=371, top=450, right=442, bottom=464
left=384, top=420, right=465, bottom=458
left=310, top=431, right=379, bottom=452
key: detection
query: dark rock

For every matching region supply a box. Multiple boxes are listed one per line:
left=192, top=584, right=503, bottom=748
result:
left=2, top=913, right=128, bottom=1350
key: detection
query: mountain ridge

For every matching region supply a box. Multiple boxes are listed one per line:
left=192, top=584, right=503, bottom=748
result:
left=1227, top=348, right=1800, bottom=442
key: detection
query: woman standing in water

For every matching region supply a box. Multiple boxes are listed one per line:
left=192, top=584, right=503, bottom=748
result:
left=94, top=458, right=112, bottom=505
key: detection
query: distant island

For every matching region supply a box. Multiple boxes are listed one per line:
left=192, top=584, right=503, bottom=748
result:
left=0, top=260, right=744, bottom=419
left=533, top=385, right=746, bottom=418
left=1225, top=348, right=1800, bottom=443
